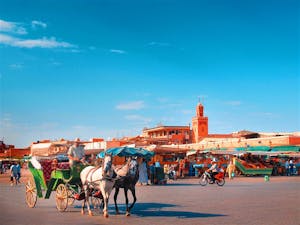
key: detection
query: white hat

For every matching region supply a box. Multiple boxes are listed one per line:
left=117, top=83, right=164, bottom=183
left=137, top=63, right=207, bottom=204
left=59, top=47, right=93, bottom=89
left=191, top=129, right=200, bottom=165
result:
left=74, top=138, right=80, bottom=142
left=212, top=158, right=218, bottom=162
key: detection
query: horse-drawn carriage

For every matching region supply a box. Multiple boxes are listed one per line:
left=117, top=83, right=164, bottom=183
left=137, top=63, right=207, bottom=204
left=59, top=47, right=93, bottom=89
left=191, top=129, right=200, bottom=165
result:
left=25, top=146, right=155, bottom=218
left=25, top=156, right=102, bottom=211
left=25, top=141, right=103, bottom=211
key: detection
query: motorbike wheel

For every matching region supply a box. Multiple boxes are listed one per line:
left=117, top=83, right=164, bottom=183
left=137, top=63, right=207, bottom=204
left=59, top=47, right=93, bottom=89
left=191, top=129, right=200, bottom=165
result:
left=199, top=174, right=208, bottom=186
left=216, top=178, right=225, bottom=186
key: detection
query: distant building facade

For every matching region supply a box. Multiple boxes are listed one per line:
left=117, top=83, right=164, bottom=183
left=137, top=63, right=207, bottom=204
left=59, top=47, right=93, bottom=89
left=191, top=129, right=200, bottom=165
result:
left=142, top=126, right=191, bottom=145
left=192, top=103, right=208, bottom=143
left=141, top=103, right=210, bottom=145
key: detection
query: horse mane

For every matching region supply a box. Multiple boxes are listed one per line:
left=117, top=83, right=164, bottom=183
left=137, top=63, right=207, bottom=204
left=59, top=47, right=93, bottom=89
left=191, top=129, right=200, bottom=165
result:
left=101, top=154, right=114, bottom=178
left=114, top=157, right=131, bottom=177
left=128, top=158, right=139, bottom=177
left=113, top=157, right=139, bottom=187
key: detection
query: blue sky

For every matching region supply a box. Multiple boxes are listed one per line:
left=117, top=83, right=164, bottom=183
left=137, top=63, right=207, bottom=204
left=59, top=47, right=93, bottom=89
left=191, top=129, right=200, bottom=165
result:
left=0, top=0, right=299, bottom=148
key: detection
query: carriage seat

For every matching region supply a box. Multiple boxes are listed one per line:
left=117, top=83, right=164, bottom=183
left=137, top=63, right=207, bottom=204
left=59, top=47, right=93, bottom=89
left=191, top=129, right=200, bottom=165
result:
left=57, top=162, right=70, bottom=170
left=39, top=160, right=70, bottom=182
left=40, top=160, right=53, bottom=182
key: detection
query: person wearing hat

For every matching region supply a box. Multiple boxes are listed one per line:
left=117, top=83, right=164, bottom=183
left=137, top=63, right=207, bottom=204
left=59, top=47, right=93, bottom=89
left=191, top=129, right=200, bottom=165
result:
left=206, top=158, right=219, bottom=183
left=67, top=138, right=86, bottom=168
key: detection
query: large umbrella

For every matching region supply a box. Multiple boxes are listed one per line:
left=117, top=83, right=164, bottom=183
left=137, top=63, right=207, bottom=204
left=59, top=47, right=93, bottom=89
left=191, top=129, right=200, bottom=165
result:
left=97, top=146, right=155, bottom=159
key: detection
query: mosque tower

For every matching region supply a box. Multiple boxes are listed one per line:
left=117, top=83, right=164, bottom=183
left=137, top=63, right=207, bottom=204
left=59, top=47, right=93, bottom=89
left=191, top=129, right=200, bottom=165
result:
left=192, top=103, right=208, bottom=143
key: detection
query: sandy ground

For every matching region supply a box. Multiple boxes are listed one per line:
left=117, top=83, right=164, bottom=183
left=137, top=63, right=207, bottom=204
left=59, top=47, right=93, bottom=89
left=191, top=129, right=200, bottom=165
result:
left=0, top=169, right=299, bottom=225
left=0, top=168, right=31, bottom=184
left=0, top=168, right=298, bottom=184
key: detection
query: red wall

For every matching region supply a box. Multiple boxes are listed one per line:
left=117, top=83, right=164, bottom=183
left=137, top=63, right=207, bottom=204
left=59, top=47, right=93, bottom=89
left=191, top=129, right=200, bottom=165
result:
left=289, top=136, right=300, bottom=145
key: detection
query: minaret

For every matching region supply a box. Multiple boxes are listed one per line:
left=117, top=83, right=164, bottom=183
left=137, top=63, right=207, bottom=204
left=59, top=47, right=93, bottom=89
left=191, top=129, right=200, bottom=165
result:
left=192, top=103, right=208, bottom=143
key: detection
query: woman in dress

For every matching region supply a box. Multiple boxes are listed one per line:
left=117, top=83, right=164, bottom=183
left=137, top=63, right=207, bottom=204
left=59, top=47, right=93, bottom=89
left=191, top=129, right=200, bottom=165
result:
left=138, top=158, right=148, bottom=185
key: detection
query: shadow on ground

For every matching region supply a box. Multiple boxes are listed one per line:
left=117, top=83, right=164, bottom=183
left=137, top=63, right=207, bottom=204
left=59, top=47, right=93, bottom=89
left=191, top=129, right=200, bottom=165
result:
left=164, top=183, right=197, bottom=186
left=109, top=202, right=226, bottom=218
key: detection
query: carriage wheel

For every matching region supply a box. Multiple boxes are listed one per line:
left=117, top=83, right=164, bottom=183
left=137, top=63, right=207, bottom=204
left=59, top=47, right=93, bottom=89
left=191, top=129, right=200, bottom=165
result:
left=67, top=190, right=75, bottom=206
left=25, top=176, right=37, bottom=208
left=56, top=184, right=68, bottom=212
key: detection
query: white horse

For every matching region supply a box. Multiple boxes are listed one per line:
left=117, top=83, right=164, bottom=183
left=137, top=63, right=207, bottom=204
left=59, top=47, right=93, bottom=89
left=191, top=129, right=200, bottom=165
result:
left=80, top=154, right=115, bottom=218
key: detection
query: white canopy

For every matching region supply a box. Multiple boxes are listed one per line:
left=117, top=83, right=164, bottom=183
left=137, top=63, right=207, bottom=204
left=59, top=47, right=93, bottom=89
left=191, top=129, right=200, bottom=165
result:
left=30, top=142, right=69, bottom=156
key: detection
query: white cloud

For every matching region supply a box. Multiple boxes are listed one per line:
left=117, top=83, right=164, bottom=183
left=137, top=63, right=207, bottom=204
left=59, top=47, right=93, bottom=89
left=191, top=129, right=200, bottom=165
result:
left=157, top=97, right=168, bottom=103
left=251, top=112, right=279, bottom=119
left=147, top=41, right=170, bottom=47
left=110, top=49, right=126, bottom=54
left=116, top=101, right=145, bottom=110
left=31, top=20, right=47, bottom=29
left=0, top=34, right=75, bottom=48
left=0, top=114, right=13, bottom=128
left=0, top=19, right=27, bottom=35
left=181, top=109, right=193, bottom=115
left=0, top=19, right=76, bottom=49
left=9, top=63, right=23, bottom=69
left=224, top=101, right=241, bottom=106
left=124, top=114, right=152, bottom=123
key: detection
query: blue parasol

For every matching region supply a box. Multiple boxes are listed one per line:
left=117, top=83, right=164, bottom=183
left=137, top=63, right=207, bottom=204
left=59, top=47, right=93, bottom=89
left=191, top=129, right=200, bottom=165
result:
left=97, top=146, right=155, bottom=159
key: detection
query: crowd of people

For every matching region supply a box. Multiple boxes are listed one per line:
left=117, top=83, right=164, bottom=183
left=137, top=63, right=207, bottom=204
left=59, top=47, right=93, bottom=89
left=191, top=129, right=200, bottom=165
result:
left=285, top=159, right=297, bottom=176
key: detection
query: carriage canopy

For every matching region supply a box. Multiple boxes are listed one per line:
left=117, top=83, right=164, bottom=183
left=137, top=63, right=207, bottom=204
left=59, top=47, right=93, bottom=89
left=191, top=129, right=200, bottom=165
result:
left=97, top=146, right=155, bottom=159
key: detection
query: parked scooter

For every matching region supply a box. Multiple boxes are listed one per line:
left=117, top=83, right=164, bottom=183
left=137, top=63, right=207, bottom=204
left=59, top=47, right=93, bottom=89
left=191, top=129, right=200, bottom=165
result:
left=289, top=164, right=298, bottom=176
left=167, top=166, right=177, bottom=180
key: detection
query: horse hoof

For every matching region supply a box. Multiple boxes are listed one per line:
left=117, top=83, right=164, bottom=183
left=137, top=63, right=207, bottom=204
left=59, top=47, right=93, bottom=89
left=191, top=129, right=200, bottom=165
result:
left=126, top=212, right=131, bottom=217
left=104, top=212, right=109, bottom=218
left=81, top=210, right=85, bottom=215
left=88, top=211, right=93, bottom=216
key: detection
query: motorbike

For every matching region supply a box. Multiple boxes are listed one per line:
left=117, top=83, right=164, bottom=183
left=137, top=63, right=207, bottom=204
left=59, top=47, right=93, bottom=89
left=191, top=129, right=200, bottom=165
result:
left=289, top=164, right=298, bottom=176
left=199, top=170, right=225, bottom=186
left=167, top=169, right=177, bottom=180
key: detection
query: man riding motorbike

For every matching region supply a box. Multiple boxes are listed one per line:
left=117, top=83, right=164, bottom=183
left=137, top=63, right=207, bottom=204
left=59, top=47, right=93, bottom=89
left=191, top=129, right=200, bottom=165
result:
left=206, top=158, right=219, bottom=183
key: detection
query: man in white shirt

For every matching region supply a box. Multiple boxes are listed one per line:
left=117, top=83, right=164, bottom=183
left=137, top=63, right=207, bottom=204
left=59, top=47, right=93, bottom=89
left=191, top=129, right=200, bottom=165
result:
left=207, top=158, right=219, bottom=182
left=68, top=138, right=86, bottom=167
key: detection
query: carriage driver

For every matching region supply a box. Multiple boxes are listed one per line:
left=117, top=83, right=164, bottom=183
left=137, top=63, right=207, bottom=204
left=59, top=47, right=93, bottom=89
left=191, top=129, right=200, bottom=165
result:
left=67, top=138, right=87, bottom=168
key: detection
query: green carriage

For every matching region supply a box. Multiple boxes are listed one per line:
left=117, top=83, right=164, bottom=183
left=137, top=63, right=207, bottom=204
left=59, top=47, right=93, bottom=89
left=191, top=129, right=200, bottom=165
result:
left=25, top=156, right=90, bottom=211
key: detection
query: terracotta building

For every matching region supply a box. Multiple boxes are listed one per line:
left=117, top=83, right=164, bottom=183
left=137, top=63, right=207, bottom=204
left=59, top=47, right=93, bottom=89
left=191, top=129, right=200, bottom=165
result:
left=192, top=103, right=208, bottom=143
left=142, top=126, right=191, bottom=145
left=141, top=103, right=210, bottom=145
left=0, top=141, right=30, bottom=159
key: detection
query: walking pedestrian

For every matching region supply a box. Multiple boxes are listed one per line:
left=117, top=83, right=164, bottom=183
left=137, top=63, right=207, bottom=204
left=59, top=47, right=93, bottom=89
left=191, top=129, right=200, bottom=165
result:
left=289, top=159, right=294, bottom=176
left=138, top=158, right=149, bottom=185
left=16, top=162, right=21, bottom=183
left=149, top=163, right=155, bottom=184
left=10, top=162, right=19, bottom=186
left=285, top=159, right=290, bottom=176
left=226, top=160, right=235, bottom=179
